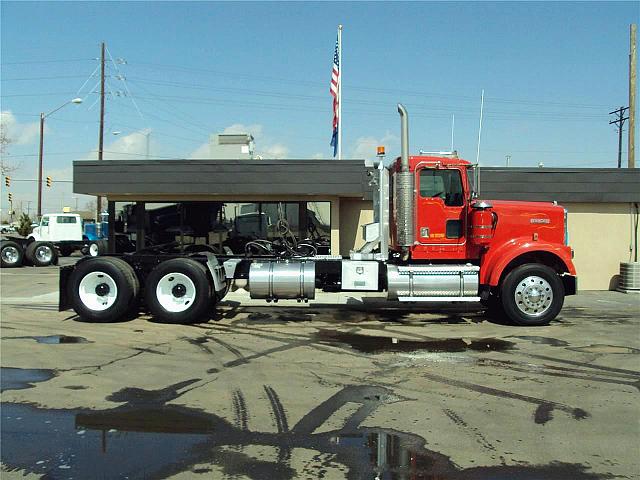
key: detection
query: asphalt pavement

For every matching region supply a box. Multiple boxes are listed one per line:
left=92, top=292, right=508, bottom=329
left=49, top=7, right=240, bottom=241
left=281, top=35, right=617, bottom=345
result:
left=1, top=260, right=639, bottom=479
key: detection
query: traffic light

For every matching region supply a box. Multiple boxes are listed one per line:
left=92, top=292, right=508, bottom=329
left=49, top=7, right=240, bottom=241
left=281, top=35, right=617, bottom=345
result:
left=4, top=176, right=10, bottom=187
left=46, top=176, right=52, bottom=187
left=8, top=192, right=12, bottom=202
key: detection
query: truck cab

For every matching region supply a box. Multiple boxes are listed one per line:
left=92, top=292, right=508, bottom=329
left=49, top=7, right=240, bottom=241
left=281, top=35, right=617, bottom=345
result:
left=31, top=214, right=83, bottom=242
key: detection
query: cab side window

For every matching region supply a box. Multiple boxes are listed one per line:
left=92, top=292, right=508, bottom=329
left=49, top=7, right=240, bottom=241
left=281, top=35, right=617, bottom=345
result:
left=419, top=169, right=464, bottom=206
left=41, top=216, right=50, bottom=227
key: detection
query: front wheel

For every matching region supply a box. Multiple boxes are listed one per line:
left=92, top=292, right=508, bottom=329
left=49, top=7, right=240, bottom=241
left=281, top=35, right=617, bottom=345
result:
left=500, top=264, right=564, bottom=326
left=88, top=240, right=107, bottom=257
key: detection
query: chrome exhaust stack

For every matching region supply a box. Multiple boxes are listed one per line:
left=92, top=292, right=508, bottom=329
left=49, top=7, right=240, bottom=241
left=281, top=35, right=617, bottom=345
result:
left=396, top=104, right=414, bottom=249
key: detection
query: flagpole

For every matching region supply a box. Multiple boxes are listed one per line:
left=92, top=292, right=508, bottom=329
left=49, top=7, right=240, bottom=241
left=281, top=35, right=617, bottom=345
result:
left=337, top=24, right=343, bottom=160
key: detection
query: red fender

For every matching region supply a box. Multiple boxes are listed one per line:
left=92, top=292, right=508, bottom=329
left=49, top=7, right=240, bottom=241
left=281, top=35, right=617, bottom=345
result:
left=480, top=237, right=576, bottom=287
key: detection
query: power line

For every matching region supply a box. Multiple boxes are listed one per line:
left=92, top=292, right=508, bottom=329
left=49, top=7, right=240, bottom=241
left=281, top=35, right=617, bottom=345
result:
left=1, top=58, right=95, bottom=65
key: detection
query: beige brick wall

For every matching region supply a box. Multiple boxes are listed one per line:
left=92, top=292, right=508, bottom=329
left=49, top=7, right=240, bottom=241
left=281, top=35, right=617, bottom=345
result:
left=563, top=203, right=637, bottom=290
left=338, top=199, right=374, bottom=256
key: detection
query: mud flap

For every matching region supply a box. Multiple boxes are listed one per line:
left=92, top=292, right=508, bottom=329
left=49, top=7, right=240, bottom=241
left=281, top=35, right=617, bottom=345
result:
left=58, top=265, right=74, bottom=311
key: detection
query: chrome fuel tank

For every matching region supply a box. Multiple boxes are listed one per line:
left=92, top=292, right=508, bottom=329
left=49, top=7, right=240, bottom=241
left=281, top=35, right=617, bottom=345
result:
left=249, top=261, right=316, bottom=300
left=387, top=264, right=479, bottom=301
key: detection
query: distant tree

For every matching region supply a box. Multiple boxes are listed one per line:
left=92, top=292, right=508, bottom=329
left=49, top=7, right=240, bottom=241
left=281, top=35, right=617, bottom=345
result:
left=0, top=120, right=21, bottom=176
left=16, top=213, right=33, bottom=237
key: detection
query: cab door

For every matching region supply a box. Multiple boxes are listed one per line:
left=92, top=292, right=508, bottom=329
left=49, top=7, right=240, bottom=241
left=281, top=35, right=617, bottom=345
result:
left=413, top=167, right=467, bottom=259
left=39, top=216, right=51, bottom=241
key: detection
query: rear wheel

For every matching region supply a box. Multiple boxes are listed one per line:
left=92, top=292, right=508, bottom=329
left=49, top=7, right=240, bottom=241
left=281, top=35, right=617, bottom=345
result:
left=25, top=241, right=58, bottom=267
left=500, top=264, right=564, bottom=326
left=1, top=241, right=24, bottom=268
left=145, top=258, right=212, bottom=324
left=68, top=257, right=140, bottom=322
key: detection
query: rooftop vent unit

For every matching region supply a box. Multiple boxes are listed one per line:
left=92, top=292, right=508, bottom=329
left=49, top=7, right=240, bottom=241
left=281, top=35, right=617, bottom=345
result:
left=209, top=133, right=255, bottom=159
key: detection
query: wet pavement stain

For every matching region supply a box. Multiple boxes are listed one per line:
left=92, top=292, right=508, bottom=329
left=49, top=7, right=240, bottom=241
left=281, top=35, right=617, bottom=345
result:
left=1, top=382, right=606, bottom=480
left=1, top=367, right=56, bottom=392
left=507, top=335, right=569, bottom=347
left=4, top=335, right=91, bottom=344
left=313, top=329, right=516, bottom=354
left=534, top=402, right=555, bottom=424
left=567, top=344, right=640, bottom=355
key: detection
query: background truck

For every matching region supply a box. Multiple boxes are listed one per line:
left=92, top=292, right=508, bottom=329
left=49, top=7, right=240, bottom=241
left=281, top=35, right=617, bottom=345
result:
left=1, top=213, right=87, bottom=267
left=59, top=104, right=576, bottom=326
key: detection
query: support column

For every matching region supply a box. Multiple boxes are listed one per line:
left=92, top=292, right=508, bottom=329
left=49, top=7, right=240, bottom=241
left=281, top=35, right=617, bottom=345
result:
left=107, top=200, right=116, bottom=254
left=136, top=202, right=146, bottom=251
left=330, top=197, right=340, bottom=256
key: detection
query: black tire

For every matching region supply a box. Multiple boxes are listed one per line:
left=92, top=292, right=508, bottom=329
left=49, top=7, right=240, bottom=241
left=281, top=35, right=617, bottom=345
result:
left=0, top=240, right=24, bottom=268
left=58, top=245, right=74, bottom=257
left=25, top=241, right=58, bottom=267
left=68, top=257, right=140, bottom=322
left=500, top=264, right=564, bottom=326
left=145, top=258, right=212, bottom=324
left=88, top=239, right=107, bottom=257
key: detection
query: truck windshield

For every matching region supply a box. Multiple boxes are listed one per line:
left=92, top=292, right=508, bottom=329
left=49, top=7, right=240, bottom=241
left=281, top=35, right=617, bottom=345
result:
left=419, top=169, right=464, bottom=206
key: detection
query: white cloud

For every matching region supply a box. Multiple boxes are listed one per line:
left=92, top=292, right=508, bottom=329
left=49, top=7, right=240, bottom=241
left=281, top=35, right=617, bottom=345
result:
left=85, top=128, right=152, bottom=160
left=188, top=142, right=210, bottom=159
left=350, top=132, right=398, bottom=161
left=0, top=111, right=42, bottom=145
left=312, top=152, right=325, bottom=160
left=261, top=143, right=289, bottom=159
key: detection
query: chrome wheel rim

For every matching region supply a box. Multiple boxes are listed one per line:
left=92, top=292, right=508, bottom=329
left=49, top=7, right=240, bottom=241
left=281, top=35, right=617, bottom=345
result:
left=35, top=245, right=53, bottom=263
left=89, top=243, right=99, bottom=256
left=515, top=275, right=553, bottom=317
left=155, top=273, right=196, bottom=313
left=78, top=271, right=118, bottom=311
left=2, top=246, right=20, bottom=264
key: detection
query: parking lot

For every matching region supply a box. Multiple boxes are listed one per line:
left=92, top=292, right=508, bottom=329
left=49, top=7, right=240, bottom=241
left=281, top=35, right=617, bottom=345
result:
left=1, top=260, right=639, bottom=479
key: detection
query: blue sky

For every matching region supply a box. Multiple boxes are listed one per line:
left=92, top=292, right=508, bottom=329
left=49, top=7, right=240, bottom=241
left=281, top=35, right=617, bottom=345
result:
left=1, top=1, right=638, bottom=214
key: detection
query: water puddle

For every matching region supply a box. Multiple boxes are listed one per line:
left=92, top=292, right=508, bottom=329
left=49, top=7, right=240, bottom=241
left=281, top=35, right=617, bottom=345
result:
left=1, top=399, right=601, bottom=480
left=567, top=344, right=639, bottom=354
left=1, top=367, right=56, bottom=392
left=5, top=335, right=91, bottom=344
left=313, top=330, right=515, bottom=354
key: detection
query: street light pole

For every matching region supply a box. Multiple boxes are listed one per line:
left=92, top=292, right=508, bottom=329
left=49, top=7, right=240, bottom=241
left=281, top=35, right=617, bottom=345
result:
left=37, top=112, right=45, bottom=219
left=36, top=98, right=83, bottom=219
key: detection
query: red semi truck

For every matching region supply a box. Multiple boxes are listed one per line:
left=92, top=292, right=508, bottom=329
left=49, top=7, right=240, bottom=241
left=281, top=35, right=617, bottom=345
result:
left=59, top=105, right=576, bottom=326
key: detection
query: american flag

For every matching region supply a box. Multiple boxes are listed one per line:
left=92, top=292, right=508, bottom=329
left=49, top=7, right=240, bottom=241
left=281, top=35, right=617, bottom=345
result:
left=330, top=35, right=340, bottom=157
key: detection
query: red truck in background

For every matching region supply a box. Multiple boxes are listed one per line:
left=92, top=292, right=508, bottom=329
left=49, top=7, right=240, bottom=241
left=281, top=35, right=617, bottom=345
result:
left=59, top=104, right=576, bottom=326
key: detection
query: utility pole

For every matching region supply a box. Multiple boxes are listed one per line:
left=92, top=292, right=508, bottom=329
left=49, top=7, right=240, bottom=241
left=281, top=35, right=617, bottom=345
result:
left=629, top=24, right=637, bottom=168
left=609, top=106, right=629, bottom=168
left=97, top=41, right=105, bottom=220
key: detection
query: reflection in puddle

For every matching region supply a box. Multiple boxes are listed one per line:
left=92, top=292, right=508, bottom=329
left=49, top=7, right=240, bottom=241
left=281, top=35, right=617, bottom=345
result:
left=1, top=367, right=56, bottom=392
left=313, top=329, right=516, bottom=354
left=4, top=335, right=91, bottom=344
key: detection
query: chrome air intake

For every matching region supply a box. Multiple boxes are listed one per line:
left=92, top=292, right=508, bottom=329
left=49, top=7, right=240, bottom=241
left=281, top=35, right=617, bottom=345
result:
left=396, top=104, right=414, bottom=247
